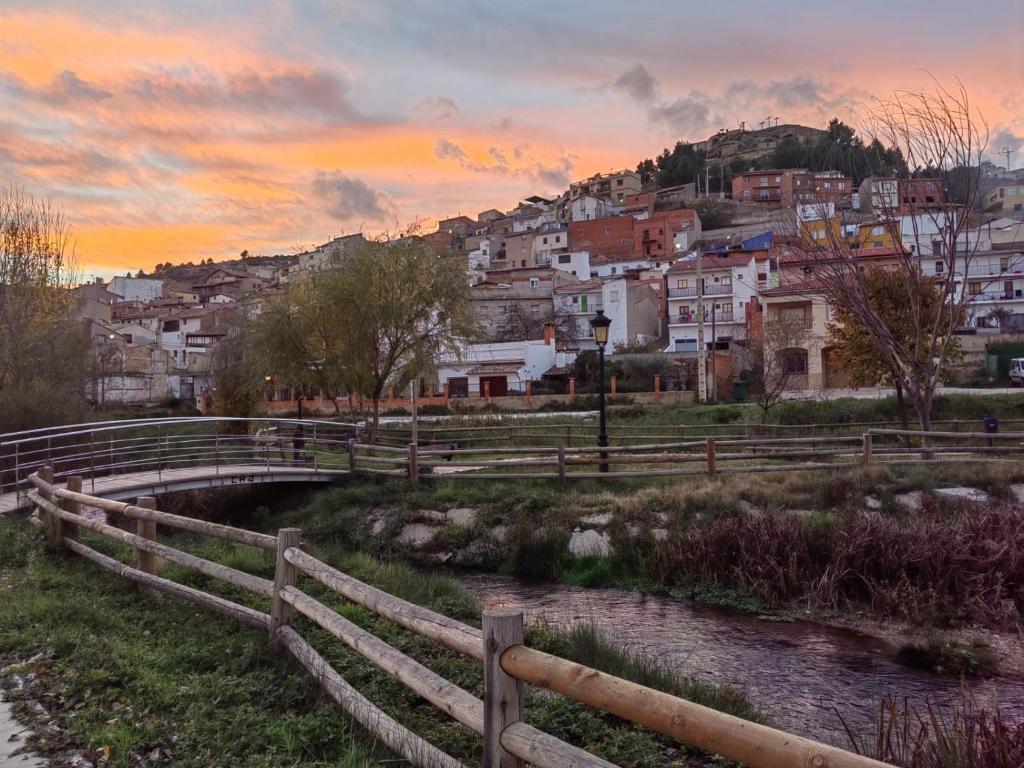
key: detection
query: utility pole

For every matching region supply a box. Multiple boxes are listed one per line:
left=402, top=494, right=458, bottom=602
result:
left=410, top=379, right=418, bottom=446
left=999, top=147, right=1013, bottom=171
left=696, top=254, right=706, bottom=403
left=710, top=304, right=717, bottom=403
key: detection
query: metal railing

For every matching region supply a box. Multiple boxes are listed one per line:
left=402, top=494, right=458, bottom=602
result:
left=0, top=417, right=359, bottom=507
left=667, top=284, right=733, bottom=298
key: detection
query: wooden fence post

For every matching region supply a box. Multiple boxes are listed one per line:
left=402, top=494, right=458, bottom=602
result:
left=558, top=445, right=567, bottom=483
left=653, top=374, right=661, bottom=402
left=270, top=527, right=302, bottom=652
left=408, top=442, right=419, bottom=483
left=37, top=466, right=59, bottom=551
left=483, top=610, right=524, bottom=768
left=862, top=433, right=873, bottom=466
left=568, top=377, right=576, bottom=397
left=63, top=476, right=82, bottom=542
left=136, top=496, right=158, bottom=593
left=348, top=438, right=358, bottom=474
left=610, top=376, right=617, bottom=400
left=706, top=437, right=717, bottom=476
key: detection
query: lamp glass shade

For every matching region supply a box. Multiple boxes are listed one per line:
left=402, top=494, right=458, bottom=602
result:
left=590, top=310, right=611, bottom=347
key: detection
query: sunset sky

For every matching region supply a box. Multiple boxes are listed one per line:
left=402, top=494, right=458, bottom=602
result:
left=1, top=1, right=1022, bottom=279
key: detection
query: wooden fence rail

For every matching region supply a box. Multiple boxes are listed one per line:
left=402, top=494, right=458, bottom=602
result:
left=24, top=467, right=896, bottom=768
left=351, top=429, right=1024, bottom=484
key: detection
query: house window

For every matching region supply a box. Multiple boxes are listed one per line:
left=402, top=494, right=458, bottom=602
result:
left=932, top=241, right=943, bottom=256
left=934, top=261, right=944, bottom=274
left=611, top=267, right=617, bottom=274
left=620, top=238, right=629, bottom=245
left=542, top=237, right=548, bottom=245
left=872, top=226, right=884, bottom=236
left=782, top=349, right=809, bottom=375
left=1000, top=257, right=1010, bottom=272
left=529, top=277, right=539, bottom=288
left=558, top=253, right=571, bottom=264
left=968, top=281, right=982, bottom=295
left=616, top=179, right=624, bottom=186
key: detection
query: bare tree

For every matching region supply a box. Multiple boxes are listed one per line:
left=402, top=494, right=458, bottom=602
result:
left=794, top=81, right=986, bottom=431
left=746, top=318, right=810, bottom=423
left=0, top=185, right=87, bottom=430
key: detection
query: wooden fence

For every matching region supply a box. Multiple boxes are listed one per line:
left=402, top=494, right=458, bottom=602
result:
left=25, top=467, right=891, bottom=768
left=350, top=427, right=1024, bottom=482
left=370, top=417, right=1024, bottom=450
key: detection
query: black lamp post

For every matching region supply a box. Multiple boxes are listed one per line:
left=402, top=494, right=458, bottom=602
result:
left=590, top=310, right=612, bottom=473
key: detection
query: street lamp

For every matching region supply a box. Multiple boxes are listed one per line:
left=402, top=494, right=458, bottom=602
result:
left=589, top=310, right=612, bottom=473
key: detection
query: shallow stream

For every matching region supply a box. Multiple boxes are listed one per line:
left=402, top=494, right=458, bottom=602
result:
left=460, top=573, right=1024, bottom=742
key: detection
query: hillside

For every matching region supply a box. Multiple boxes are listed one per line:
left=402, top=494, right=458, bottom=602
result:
left=147, top=253, right=295, bottom=285
left=696, top=123, right=828, bottom=164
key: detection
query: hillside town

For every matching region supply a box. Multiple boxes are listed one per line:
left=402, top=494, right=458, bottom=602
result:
left=74, top=124, right=1024, bottom=410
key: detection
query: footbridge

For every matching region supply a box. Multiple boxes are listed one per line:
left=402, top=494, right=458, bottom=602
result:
left=0, top=417, right=358, bottom=514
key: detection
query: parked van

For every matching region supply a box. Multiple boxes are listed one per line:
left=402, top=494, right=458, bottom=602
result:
left=1010, top=358, right=1024, bottom=386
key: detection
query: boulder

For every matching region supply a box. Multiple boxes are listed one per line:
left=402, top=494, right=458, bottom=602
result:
left=864, top=495, right=882, bottom=511
left=446, top=507, right=479, bottom=527
left=1011, top=484, right=1024, bottom=505
left=893, top=491, right=924, bottom=512
left=395, top=523, right=437, bottom=548
left=568, top=529, right=612, bottom=557
left=934, top=487, right=990, bottom=504
left=490, top=524, right=510, bottom=544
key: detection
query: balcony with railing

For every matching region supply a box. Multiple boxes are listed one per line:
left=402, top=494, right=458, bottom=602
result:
left=967, top=289, right=1024, bottom=303
left=667, top=283, right=733, bottom=298
left=670, top=310, right=735, bottom=325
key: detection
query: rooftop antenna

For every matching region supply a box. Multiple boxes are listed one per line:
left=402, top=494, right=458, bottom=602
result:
left=773, top=116, right=781, bottom=127
left=999, top=147, right=1013, bottom=171
left=764, top=116, right=772, bottom=129
left=739, top=120, right=746, bottom=132
left=759, top=119, right=766, bottom=129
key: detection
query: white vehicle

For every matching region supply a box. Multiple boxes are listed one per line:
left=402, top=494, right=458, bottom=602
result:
left=1010, top=358, right=1024, bottom=386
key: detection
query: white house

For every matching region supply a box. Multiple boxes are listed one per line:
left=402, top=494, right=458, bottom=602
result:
left=548, top=250, right=592, bottom=280
left=554, top=276, right=660, bottom=351
left=569, top=196, right=624, bottom=222
left=434, top=326, right=569, bottom=397
left=109, top=276, right=164, bottom=303
left=664, top=253, right=761, bottom=353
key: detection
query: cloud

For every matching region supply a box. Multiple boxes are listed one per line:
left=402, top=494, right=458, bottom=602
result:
left=611, top=63, right=658, bottom=102
left=535, top=156, right=573, bottom=189
left=0, top=68, right=112, bottom=105
left=128, top=67, right=368, bottom=123
left=412, top=96, right=458, bottom=120
left=648, top=94, right=714, bottom=137
left=433, top=136, right=572, bottom=190
left=488, top=146, right=508, bottom=166
left=311, top=171, right=390, bottom=222
left=434, top=137, right=470, bottom=162
left=646, top=76, right=867, bottom=139
left=989, top=127, right=1024, bottom=164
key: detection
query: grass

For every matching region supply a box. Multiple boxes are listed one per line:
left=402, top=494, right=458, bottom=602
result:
left=0, top=520, right=380, bottom=768
left=843, top=693, right=1024, bottom=768
left=0, top=514, right=765, bottom=767
left=529, top=619, right=764, bottom=725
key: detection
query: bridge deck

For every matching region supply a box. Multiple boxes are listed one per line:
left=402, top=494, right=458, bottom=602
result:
left=0, top=464, right=349, bottom=515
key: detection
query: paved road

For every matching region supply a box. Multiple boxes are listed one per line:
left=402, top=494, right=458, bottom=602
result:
left=0, top=696, right=45, bottom=767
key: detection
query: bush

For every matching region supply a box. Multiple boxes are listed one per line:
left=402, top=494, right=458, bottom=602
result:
left=504, top=527, right=570, bottom=579
left=654, top=506, right=1024, bottom=627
